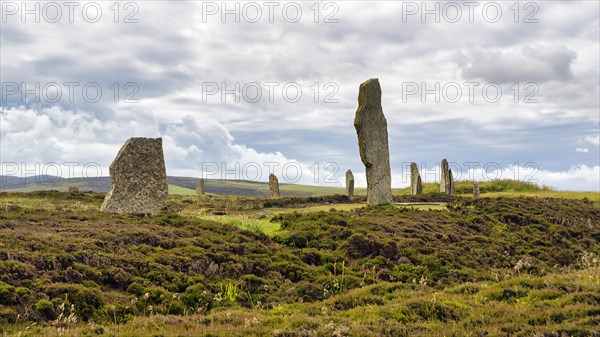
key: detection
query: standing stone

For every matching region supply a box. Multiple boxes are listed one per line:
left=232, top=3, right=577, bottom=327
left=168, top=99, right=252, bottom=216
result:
left=448, top=169, right=455, bottom=196
left=100, top=137, right=168, bottom=215
left=410, top=163, right=423, bottom=195
left=269, top=173, right=280, bottom=198
left=354, top=78, right=393, bottom=205
left=473, top=181, right=480, bottom=198
left=196, top=178, right=206, bottom=196
left=439, top=158, right=450, bottom=194
left=345, top=170, right=355, bottom=198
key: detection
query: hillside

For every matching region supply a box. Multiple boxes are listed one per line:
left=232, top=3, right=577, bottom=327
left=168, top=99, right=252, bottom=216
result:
left=0, top=176, right=356, bottom=197
left=0, top=189, right=598, bottom=336
left=2, top=176, right=597, bottom=203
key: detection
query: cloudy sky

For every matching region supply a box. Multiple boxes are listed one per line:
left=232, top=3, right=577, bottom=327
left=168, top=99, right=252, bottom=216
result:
left=1, top=1, right=599, bottom=190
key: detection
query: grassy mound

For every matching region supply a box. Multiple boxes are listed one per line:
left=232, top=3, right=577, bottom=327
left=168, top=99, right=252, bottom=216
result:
left=0, top=191, right=598, bottom=336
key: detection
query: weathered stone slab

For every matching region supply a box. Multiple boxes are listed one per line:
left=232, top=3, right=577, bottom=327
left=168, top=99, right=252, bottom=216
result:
left=269, top=173, right=280, bottom=198
left=439, top=158, right=450, bottom=194
left=196, top=178, right=206, bottom=196
left=473, top=181, right=480, bottom=198
left=354, top=78, right=393, bottom=205
left=100, top=137, right=168, bottom=215
left=345, top=170, right=355, bottom=198
left=410, top=162, right=423, bottom=195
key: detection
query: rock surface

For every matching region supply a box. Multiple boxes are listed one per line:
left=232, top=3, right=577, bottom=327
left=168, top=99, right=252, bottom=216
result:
left=100, top=137, right=168, bottom=215
left=473, top=181, right=480, bottom=198
left=196, top=178, right=206, bottom=196
left=439, top=159, right=450, bottom=194
left=269, top=173, right=280, bottom=198
left=410, top=163, right=423, bottom=195
left=345, top=170, right=355, bottom=198
left=354, top=78, right=393, bottom=205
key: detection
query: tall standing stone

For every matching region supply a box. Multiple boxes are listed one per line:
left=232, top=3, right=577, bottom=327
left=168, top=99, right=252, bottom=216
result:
left=269, top=173, right=280, bottom=198
left=101, top=137, right=168, bottom=215
left=439, top=159, right=450, bottom=194
left=410, top=162, right=423, bottom=195
left=354, top=78, right=393, bottom=205
left=473, top=181, right=480, bottom=198
left=448, top=169, right=455, bottom=196
left=345, top=170, right=355, bottom=198
left=196, top=178, right=206, bottom=196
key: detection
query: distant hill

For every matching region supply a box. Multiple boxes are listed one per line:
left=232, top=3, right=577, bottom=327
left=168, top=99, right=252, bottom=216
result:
left=0, top=175, right=112, bottom=192
left=0, top=175, right=356, bottom=196
left=3, top=176, right=590, bottom=201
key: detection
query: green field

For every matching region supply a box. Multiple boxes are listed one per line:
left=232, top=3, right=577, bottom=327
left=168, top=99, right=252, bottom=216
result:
left=0, top=181, right=598, bottom=336
left=168, top=184, right=196, bottom=196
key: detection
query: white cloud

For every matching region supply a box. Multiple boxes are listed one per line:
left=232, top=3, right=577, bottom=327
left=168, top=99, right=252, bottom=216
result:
left=535, top=165, right=600, bottom=191
left=458, top=44, right=577, bottom=83
left=0, top=1, right=598, bottom=191
left=584, top=135, right=600, bottom=146
left=0, top=106, right=324, bottom=184
left=2, top=106, right=597, bottom=191
left=576, top=147, right=589, bottom=153
left=160, top=115, right=324, bottom=184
